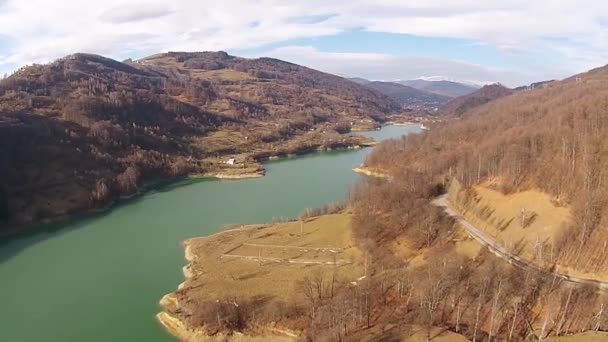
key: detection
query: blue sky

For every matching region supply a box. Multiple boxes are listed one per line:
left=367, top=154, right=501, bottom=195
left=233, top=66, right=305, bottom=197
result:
left=235, top=31, right=517, bottom=69
left=0, top=0, right=606, bottom=86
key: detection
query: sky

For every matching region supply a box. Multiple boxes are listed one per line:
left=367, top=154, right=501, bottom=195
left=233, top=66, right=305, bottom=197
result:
left=0, top=0, right=607, bottom=87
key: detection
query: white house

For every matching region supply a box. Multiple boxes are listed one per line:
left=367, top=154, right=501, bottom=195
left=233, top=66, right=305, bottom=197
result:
left=226, top=158, right=236, bottom=166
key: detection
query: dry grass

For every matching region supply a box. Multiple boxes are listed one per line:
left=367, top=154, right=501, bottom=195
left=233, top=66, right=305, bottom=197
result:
left=355, top=324, right=468, bottom=342
left=193, top=69, right=255, bottom=81
left=162, top=213, right=475, bottom=340
left=452, top=228, right=482, bottom=259
left=392, top=223, right=482, bottom=269
left=546, top=331, right=608, bottom=341
left=179, top=213, right=364, bottom=302
left=449, top=180, right=571, bottom=262
left=448, top=181, right=608, bottom=282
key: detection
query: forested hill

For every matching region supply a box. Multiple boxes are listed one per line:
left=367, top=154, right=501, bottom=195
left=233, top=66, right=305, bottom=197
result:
left=439, top=83, right=514, bottom=117
left=0, top=52, right=400, bottom=233
left=362, top=63, right=608, bottom=273
left=398, top=79, right=479, bottom=97
left=344, top=64, right=608, bottom=340
left=359, top=81, right=450, bottom=110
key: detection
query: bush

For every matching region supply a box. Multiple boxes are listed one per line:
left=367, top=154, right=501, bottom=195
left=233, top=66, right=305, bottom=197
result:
left=116, top=166, right=139, bottom=194
left=428, top=182, right=446, bottom=198
left=298, top=201, right=346, bottom=220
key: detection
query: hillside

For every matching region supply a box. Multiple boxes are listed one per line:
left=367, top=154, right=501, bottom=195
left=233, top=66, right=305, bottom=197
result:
left=348, top=77, right=371, bottom=85
left=363, top=63, right=608, bottom=280
left=346, top=64, right=608, bottom=340
left=440, top=83, right=514, bottom=117
left=514, top=80, right=556, bottom=91
left=398, top=79, right=479, bottom=97
left=361, top=81, right=450, bottom=110
left=0, top=52, right=400, bottom=234
left=156, top=64, right=608, bottom=341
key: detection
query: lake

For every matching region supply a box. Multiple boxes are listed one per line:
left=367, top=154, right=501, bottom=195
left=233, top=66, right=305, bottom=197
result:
left=0, top=124, right=421, bottom=341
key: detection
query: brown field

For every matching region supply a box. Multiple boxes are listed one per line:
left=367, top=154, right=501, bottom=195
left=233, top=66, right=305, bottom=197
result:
left=160, top=212, right=481, bottom=340
left=547, top=331, right=608, bottom=341
left=354, top=324, right=468, bottom=341
left=158, top=213, right=368, bottom=340
left=392, top=219, right=482, bottom=269
left=451, top=228, right=482, bottom=259
left=193, top=69, right=255, bottom=81
left=173, top=213, right=364, bottom=303
left=449, top=180, right=571, bottom=263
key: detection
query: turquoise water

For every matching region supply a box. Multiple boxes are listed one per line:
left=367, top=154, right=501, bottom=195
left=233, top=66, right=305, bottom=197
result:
left=0, top=125, right=420, bottom=341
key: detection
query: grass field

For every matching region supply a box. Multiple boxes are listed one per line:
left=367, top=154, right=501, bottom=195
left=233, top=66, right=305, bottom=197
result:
left=449, top=180, right=571, bottom=263
left=354, top=324, right=468, bottom=341
left=176, top=213, right=364, bottom=302
left=547, top=331, right=608, bottom=341
left=160, top=212, right=482, bottom=340
left=159, top=213, right=367, bottom=340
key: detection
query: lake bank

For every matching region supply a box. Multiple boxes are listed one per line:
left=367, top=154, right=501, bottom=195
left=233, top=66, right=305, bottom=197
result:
left=158, top=213, right=360, bottom=341
left=352, top=165, right=392, bottom=179
left=0, top=129, right=379, bottom=239
left=0, top=124, right=421, bottom=342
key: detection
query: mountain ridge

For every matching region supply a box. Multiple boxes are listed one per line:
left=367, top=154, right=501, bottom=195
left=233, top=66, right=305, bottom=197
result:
left=398, top=79, right=479, bottom=97
left=349, top=78, right=451, bottom=110
left=0, top=51, right=401, bottom=234
left=440, top=83, right=514, bottom=117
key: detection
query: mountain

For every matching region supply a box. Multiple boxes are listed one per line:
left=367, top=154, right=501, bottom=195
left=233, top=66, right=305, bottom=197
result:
left=398, top=79, right=479, bottom=97
left=0, top=51, right=400, bottom=233
left=440, top=83, right=514, bottom=117
left=513, top=79, right=556, bottom=91
left=348, top=77, right=371, bottom=85
left=361, top=81, right=450, bottom=109
left=351, top=64, right=608, bottom=340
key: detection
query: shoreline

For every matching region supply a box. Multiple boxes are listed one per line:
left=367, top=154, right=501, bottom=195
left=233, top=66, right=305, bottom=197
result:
left=157, top=222, right=300, bottom=341
left=0, top=135, right=381, bottom=240
left=192, top=171, right=266, bottom=180
left=352, top=165, right=392, bottom=179
left=0, top=177, right=177, bottom=240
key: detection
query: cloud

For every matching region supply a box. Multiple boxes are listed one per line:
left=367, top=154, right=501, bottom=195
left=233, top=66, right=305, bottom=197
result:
left=287, top=14, right=338, bottom=25
left=263, top=46, right=562, bottom=87
left=0, top=0, right=605, bottom=82
left=100, top=3, right=173, bottom=24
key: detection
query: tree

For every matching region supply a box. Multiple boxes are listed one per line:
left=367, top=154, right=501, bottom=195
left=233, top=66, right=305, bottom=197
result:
left=0, top=186, right=8, bottom=220
left=116, top=166, right=139, bottom=194
left=91, top=179, right=110, bottom=203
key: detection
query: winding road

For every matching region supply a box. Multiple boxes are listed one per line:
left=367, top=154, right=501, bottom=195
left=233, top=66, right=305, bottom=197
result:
left=434, top=195, right=608, bottom=289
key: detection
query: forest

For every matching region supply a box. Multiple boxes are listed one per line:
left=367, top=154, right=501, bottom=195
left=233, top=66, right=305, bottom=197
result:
left=0, top=52, right=400, bottom=233
left=344, top=64, right=608, bottom=340
left=440, top=83, right=514, bottom=117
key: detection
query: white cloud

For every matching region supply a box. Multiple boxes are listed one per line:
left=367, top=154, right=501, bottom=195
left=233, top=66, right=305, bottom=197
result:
left=263, top=45, right=555, bottom=87
left=100, top=3, right=173, bottom=24
left=0, top=0, right=606, bottom=83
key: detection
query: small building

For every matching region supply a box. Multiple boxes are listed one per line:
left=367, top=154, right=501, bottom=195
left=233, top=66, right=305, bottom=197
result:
left=226, top=158, right=236, bottom=166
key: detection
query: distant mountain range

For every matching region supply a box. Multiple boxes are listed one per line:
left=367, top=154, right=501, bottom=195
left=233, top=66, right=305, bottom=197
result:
left=397, top=79, right=480, bottom=98
left=349, top=78, right=450, bottom=109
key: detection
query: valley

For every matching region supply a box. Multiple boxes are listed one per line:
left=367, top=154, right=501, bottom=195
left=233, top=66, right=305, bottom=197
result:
left=1, top=4, right=608, bottom=340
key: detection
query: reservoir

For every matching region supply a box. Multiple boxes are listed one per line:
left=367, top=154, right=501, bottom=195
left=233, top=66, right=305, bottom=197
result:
left=0, top=124, right=421, bottom=341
